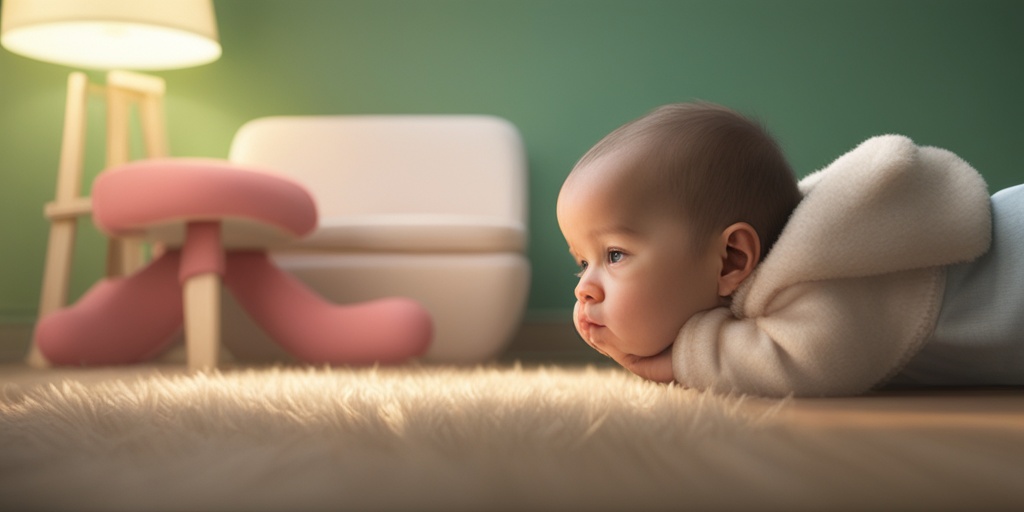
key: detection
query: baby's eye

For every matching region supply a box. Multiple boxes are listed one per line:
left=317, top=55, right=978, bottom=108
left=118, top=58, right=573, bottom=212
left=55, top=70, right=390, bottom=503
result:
left=574, top=260, right=588, bottom=277
left=608, top=250, right=624, bottom=264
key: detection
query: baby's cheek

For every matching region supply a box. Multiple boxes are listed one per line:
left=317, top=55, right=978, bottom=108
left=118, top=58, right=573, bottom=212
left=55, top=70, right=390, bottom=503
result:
left=572, top=301, right=584, bottom=334
left=620, top=305, right=674, bottom=355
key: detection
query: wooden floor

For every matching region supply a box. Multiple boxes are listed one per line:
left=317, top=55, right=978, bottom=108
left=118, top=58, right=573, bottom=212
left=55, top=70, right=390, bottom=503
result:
left=769, top=386, right=1024, bottom=430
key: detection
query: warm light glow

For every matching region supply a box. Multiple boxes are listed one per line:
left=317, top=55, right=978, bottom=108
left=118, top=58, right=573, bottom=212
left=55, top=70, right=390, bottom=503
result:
left=0, top=0, right=221, bottom=70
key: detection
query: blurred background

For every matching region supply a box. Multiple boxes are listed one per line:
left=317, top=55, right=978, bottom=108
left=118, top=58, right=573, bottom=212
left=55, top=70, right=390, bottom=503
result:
left=1, top=0, right=1021, bottom=338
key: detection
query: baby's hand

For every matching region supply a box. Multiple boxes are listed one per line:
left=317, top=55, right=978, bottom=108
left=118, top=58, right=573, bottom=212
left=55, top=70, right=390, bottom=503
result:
left=616, top=347, right=674, bottom=383
left=573, top=301, right=675, bottom=383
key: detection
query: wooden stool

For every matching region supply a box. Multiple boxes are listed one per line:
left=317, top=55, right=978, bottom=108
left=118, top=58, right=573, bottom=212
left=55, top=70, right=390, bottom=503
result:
left=34, top=158, right=432, bottom=371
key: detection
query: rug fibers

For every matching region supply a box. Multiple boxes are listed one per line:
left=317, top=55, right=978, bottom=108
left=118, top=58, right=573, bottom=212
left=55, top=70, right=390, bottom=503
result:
left=1, top=364, right=1021, bottom=511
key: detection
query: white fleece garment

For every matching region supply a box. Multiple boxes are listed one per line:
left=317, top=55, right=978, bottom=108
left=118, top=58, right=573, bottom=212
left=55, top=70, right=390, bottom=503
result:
left=671, top=135, right=992, bottom=397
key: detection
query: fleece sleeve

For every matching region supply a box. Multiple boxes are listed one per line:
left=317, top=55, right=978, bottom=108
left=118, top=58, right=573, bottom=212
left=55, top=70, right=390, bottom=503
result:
left=671, top=268, right=944, bottom=398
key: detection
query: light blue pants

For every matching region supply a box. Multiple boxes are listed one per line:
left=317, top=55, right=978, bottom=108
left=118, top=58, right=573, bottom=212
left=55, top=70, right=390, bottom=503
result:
left=891, top=184, right=1024, bottom=387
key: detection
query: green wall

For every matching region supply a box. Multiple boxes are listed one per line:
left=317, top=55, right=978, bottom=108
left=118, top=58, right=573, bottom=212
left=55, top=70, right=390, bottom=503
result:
left=1, top=0, right=1021, bottom=323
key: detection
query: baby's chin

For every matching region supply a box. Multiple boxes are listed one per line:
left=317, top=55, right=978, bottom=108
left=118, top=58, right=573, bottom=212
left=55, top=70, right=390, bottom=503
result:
left=579, top=329, right=668, bottom=360
left=613, top=336, right=674, bottom=359
left=573, top=324, right=614, bottom=357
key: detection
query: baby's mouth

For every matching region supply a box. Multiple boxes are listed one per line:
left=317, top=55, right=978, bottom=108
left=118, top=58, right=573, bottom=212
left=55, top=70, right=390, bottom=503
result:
left=577, top=316, right=605, bottom=340
left=574, top=305, right=605, bottom=343
left=577, top=310, right=601, bottom=327
left=577, top=320, right=611, bottom=358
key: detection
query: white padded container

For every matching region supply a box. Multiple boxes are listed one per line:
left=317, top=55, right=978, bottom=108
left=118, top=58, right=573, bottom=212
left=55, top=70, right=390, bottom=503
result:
left=220, top=115, right=530, bottom=363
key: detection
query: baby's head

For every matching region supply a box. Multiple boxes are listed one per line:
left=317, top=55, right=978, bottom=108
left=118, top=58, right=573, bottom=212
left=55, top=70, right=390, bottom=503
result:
left=556, top=102, right=801, bottom=365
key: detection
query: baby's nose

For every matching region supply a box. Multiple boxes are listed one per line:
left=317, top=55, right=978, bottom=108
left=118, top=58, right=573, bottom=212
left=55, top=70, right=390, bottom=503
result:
left=575, top=278, right=602, bottom=303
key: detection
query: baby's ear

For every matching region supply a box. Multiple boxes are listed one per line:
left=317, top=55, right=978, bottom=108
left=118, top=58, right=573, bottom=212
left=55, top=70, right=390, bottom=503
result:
left=717, top=223, right=760, bottom=297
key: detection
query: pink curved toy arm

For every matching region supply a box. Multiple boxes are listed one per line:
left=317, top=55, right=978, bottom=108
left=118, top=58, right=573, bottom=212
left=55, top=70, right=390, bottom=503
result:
left=223, top=251, right=433, bottom=365
left=35, top=251, right=184, bottom=365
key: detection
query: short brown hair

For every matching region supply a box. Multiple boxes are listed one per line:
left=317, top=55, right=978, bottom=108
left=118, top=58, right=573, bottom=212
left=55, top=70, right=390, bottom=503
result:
left=572, top=102, right=801, bottom=258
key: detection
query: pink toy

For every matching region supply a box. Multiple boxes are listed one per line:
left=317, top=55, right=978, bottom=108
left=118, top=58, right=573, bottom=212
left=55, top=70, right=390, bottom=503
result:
left=35, top=158, right=432, bottom=369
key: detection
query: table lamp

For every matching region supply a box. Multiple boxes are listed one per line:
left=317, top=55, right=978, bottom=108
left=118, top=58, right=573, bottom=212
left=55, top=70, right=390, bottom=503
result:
left=0, top=0, right=222, bottom=367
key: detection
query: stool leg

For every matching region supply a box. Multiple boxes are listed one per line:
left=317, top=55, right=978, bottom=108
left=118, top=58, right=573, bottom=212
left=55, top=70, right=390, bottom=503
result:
left=223, top=251, right=433, bottom=365
left=34, top=250, right=184, bottom=365
left=184, top=273, right=220, bottom=371
left=179, top=221, right=226, bottom=372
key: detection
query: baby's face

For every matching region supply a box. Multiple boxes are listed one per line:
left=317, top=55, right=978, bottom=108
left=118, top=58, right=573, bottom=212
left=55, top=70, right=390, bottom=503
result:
left=556, top=153, right=723, bottom=364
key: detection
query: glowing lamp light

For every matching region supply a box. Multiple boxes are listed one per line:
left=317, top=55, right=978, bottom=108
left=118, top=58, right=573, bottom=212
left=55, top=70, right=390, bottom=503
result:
left=0, top=0, right=221, bottom=70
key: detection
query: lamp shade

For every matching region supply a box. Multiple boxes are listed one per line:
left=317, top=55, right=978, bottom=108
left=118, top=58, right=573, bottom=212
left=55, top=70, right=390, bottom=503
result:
left=1, top=0, right=221, bottom=70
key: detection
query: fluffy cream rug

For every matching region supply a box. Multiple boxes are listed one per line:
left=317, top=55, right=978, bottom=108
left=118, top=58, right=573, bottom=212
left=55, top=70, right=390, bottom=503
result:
left=1, top=364, right=1021, bottom=511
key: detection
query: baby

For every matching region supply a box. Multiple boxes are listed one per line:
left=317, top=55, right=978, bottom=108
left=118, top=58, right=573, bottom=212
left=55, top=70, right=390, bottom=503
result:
left=557, top=102, right=1023, bottom=397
